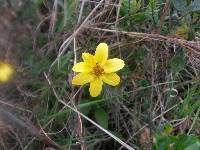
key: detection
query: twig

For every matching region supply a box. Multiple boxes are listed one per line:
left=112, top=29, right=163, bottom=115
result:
left=49, top=0, right=58, bottom=35
left=79, top=0, right=120, bottom=7
left=78, top=0, right=86, bottom=24
left=73, top=37, right=86, bottom=150
left=63, top=0, right=67, bottom=27
left=87, top=27, right=200, bottom=54
left=157, top=0, right=170, bottom=34
left=115, top=0, right=123, bottom=57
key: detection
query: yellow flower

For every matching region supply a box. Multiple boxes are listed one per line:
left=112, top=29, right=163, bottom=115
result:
left=0, top=62, right=14, bottom=83
left=72, top=43, right=125, bottom=97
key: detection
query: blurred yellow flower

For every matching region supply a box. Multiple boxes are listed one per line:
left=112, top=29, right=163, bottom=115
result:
left=72, top=43, right=125, bottom=97
left=0, top=62, right=14, bottom=82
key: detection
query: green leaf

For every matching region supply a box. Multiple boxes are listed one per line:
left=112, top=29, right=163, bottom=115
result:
left=79, top=98, right=105, bottom=115
left=176, top=134, right=198, bottom=149
left=172, top=0, right=187, bottom=12
left=179, top=84, right=200, bottom=117
left=163, top=124, right=173, bottom=136
left=133, top=46, right=148, bottom=63
left=120, top=0, right=129, bottom=16
left=145, top=0, right=159, bottom=25
left=176, top=24, right=190, bottom=39
left=153, top=134, right=200, bottom=150
left=185, top=142, right=200, bottom=150
left=172, top=0, right=200, bottom=14
left=132, top=12, right=147, bottom=23
left=120, top=0, right=141, bottom=16
left=132, top=0, right=141, bottom=13
left=170, top=49, right=186, bottom=73
left=94, top=106, right=108, bottom=129
left=189, top=0, right=200, bottom=12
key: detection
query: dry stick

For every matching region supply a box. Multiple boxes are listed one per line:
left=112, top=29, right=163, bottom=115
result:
left=23, top=137, right=36, bottom=150
left=50, top=0, right=105, bottom=69
left=44, top=73, right=135, bottom=150
left=78, top=0, right=86, bottom=24
left=49, top=0, right=58, bottom=35
left=87, top=27, right=200, bottom=54
left=115, top=0, right=122, bottom=29
left=73, top=38, right=86, bottom=150
left=63, top=0, right=67, bottom=27
left=80, top=0, right=120, bottom=7
left=157, top=0, right=170, bottom=34
left=152, top=101, right=182, bottom=121
left=115, top=0, right=123, bottom=58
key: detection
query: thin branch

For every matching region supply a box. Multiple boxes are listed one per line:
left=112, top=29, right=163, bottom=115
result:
left=87, top=27, right=200, bottom=54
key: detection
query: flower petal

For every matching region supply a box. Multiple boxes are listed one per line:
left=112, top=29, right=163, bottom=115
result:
left=102, top=73, right=120, bottom=86
left=0, top=63, right=13, bottom=82
left=95, top=43, right=108, bottom=65
left=89, top=78, right=103, bottom=97
left=72, top=62, right=91, bottom=72
left=103, top=58, right=125, bottom=73
left=72, top=73, right=94, bottom=85
left=82, top=53, right=95, bottom=66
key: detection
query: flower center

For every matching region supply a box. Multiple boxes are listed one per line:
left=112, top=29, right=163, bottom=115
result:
left=92, top=64, right=104, bottom=77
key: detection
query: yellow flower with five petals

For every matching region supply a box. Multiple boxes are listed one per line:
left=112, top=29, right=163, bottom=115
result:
left=0, top=62, right=14, bottom=83
left=72, top=43, right=125, bottom=97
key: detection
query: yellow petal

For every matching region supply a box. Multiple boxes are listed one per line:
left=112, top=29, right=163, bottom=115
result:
left=72, top=73, right=94, bottom=85
left=72, top=62, right=91, bottom=72
left=89, top=78, right=103, bottom=97
left=82, top=53, right=95, bottom=66
left=102, top=73, right=120, bottom=86
left=95, top=43, right=108, bottom=65
left=103, top=58, right=125, bottom=73
left=0, top=63, right=13, bottom=82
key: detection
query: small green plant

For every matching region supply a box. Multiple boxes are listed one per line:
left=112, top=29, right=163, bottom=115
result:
left=172, top=0, right=200, bottom=14
left=170, top=49, right=186, bottom=74
left=153, top=123, right=200, bottom=150
left=120, top=0, right=159, bottom=27
left=179, top=83, right=200, bottom=117
left=153, top=134, right=200, bottom=150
